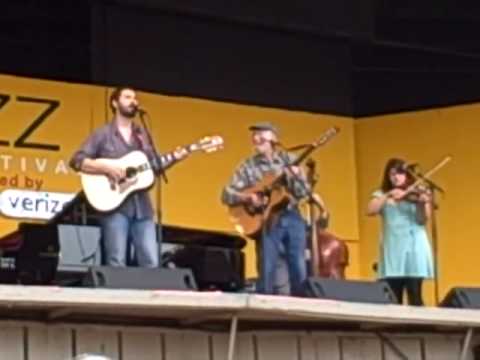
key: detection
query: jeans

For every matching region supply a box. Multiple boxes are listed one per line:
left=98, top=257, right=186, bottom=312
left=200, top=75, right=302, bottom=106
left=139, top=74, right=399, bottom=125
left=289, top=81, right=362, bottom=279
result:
left=255, top=239, right=291, bottom=295
left=257, top=209, right=307, bottom=296
left=100, top=212, right=159, bottom=267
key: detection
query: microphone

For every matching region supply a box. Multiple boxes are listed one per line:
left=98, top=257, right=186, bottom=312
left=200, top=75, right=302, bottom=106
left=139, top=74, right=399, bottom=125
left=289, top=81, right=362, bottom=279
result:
left=134, top=105, right=147, bottom=116
left=403, top=163, right=419, bottom=171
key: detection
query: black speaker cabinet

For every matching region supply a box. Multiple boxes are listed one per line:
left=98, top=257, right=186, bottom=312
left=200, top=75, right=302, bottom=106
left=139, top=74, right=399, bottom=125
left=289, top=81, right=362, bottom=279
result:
left=15, top=223, right=60, bottom=285
left=82, top=266, right=197, bottom=291
left=440, top=287, right=480, bottom=309
left=170, top=245, right=244, bottom=291
left=304, top=277, right=397, bottom=304
left=53, top=225, right=103, bottom=286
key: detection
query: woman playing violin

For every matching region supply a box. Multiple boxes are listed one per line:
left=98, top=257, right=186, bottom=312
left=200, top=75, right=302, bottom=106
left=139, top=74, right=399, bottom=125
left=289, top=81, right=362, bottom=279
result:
left=367, top=158, right=434, bottom=306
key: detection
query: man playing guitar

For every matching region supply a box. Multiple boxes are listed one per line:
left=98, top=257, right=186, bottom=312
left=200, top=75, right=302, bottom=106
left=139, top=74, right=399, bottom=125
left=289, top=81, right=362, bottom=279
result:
left=222, top=122, right=310, bottom=296
left=70, top=87, right=189, bottom=268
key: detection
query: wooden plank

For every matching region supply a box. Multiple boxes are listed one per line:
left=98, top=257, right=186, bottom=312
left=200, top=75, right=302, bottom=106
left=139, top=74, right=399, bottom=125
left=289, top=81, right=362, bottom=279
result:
left=76, top=326, right=119, bottom=359
left=311, top=334, right=341, bottom=360
left=164, top=331, right=210, bottom=360
left=0, top=286, right=480, bottom=330
left=28, top=325, right=72, bottom=360
left=121, top=330, right=162, bottom=360
left=425, top=335, right=463, bottom=360
left=298, top=333, right=340, bottom=360
left=340, top=336, right=382, bottom=360
left=255, top=332, right=299, bottom=360
left=383, top=337, right=422, bottom=360
left=298, top=334, right=316, bottom=360
left=212, top=333, right=255, bottom=360
left=248, top=295, right=480, bottom=328
left=0, top=325, right=23, bottom=360
left=0, top=319, right=476, bottom=360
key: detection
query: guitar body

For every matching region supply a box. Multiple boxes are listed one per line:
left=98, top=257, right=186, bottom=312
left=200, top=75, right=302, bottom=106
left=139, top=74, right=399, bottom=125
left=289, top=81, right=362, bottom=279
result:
left=80, top=135, right=224, bottom=212
left=227, top=172, right=291, bottom=237
left=226, top=126, right=339, bottom=237
left=81, top=151, right=154, bottom=212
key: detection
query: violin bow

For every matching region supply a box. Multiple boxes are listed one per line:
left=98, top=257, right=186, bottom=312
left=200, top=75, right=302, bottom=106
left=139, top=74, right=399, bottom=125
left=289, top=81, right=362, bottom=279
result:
left=405, top=155, right=452, bottom=194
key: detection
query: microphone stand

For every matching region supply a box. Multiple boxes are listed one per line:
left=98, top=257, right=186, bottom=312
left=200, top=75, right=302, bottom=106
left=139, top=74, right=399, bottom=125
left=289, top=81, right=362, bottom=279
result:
left=305, top=158, right=323, bottom=278
left=138, top=111, right=168, bottom=184
left=138, top=110, right=167, bottom=268
left=406, top=167, right=444, bottom=305
left=430, top=186, right=440, bottom=305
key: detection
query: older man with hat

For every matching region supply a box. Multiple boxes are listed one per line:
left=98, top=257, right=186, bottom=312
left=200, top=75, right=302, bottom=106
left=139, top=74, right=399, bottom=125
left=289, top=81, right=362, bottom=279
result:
left=222, top=121, right=309, bottom=296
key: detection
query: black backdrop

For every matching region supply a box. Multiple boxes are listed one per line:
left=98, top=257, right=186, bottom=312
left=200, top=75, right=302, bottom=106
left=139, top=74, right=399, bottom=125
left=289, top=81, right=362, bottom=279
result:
left=1, top=0, right=480, bottom=116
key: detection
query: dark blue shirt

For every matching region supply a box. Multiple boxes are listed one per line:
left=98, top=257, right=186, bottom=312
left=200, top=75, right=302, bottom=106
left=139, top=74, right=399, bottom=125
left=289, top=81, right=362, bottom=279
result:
left=70, top=120, right=176, bottom=219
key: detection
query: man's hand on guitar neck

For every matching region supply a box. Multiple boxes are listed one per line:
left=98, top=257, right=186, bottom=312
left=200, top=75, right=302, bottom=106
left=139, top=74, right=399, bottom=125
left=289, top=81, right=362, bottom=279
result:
left=172, top=146, right=190, bottom=161
left=285, top=165, right=301, bottom=175
left=283, top=165, right=307, bottom=181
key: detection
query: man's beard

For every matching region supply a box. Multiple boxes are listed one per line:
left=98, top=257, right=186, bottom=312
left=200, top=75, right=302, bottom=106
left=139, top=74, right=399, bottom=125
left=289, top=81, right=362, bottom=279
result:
left=117, top=104, right=137, bottom=118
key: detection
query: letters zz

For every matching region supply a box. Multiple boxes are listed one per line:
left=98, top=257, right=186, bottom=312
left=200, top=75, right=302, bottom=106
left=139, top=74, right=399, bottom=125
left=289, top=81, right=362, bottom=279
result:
left=0, top=94, right=60, bottom=151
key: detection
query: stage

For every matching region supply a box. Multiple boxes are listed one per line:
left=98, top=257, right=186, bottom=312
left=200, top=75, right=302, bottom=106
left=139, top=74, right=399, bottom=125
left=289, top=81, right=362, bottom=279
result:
left=0, top=285, right=478, bottom=360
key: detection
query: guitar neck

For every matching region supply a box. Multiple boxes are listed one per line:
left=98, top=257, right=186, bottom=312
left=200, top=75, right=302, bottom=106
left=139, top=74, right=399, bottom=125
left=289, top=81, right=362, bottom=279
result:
left=291, top=127, right=339, bottom=166
left=161, top=135, right=222, bottom=158
left=292, top=146, right=316, bottom=166
left=160, top=143, right=197, bottom=161
left=184, top=143, right=201, bottom=153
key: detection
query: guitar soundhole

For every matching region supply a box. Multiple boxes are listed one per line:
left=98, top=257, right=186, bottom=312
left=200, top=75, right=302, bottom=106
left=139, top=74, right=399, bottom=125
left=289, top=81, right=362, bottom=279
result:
left=244, top=192, right=268, bottom=215
left=125, top=167, right=137, bottom=178
left=245, top=204, right=263, bottom=216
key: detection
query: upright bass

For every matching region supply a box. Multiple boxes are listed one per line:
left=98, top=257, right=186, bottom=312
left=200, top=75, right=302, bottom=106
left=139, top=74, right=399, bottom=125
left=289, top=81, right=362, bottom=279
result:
left=304, top=158, right=349, bottom=279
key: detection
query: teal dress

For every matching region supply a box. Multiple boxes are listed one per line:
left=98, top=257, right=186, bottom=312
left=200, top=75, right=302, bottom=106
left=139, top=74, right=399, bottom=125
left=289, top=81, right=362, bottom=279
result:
left=373, top=190, right=434, bottom=279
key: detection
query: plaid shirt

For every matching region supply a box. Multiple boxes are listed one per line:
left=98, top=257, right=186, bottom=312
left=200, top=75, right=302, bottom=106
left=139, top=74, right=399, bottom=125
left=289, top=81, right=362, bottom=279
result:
left=222, top=151, right=310, bottom=206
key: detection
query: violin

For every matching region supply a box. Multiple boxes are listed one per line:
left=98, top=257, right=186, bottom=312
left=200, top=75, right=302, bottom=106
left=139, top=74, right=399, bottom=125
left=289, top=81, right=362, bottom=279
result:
left=392, top=156, right=450, bottom=204
left=404, top=185, right=432, bottom=203
left=389, top=184, right=432, bottom=204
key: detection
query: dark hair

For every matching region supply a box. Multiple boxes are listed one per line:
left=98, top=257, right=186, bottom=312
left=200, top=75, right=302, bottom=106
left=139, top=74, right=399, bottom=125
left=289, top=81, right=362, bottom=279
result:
left=380, top=158, right=414, bottom=192
left=109, top=87, right=134, bottom=113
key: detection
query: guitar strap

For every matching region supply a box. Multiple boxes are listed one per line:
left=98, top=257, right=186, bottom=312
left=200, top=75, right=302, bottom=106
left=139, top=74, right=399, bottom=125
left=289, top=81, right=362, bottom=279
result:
left=247, top=156, right=261, bottom=186
left=278, top=150, right=292, bottom=169
left=277, top=150, right=310, bottom=210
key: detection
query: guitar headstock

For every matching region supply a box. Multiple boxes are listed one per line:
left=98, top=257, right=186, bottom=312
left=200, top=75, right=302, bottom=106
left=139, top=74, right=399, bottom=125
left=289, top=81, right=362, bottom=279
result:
left=312, top=126, right=340, bottom=147
left=194, top=135, right=224, bottom=153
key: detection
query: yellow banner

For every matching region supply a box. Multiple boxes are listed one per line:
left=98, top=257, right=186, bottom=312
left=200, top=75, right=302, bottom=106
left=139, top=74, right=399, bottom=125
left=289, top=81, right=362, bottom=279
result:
left=0, top=74, right=359, bottom=278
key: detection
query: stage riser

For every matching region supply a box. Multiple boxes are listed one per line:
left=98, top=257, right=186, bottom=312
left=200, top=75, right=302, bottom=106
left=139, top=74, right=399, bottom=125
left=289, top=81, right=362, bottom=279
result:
left=0, top=322, right=472, bottom=360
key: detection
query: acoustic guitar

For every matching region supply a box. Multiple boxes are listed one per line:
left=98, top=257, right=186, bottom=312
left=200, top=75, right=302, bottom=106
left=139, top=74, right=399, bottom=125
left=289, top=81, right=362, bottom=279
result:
left=81, top=135, right=223, bottom=212
left=227, top=127, right=339, bottom=237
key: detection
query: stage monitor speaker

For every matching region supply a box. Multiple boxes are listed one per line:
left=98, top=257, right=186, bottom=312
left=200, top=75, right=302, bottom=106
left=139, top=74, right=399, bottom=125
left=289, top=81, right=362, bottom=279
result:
left=169, top=245, right=244, bottom=291
left=15, top=223, right=59, bottom=285
left=57, top=225, right=102, bottom=271
left=82, top=266, right=197, bottom=291
left=304, top=277, right=397, bottom=304
left=55, top=225, right=102, bottom=286
left=440, top=287, right=480, bottom=309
